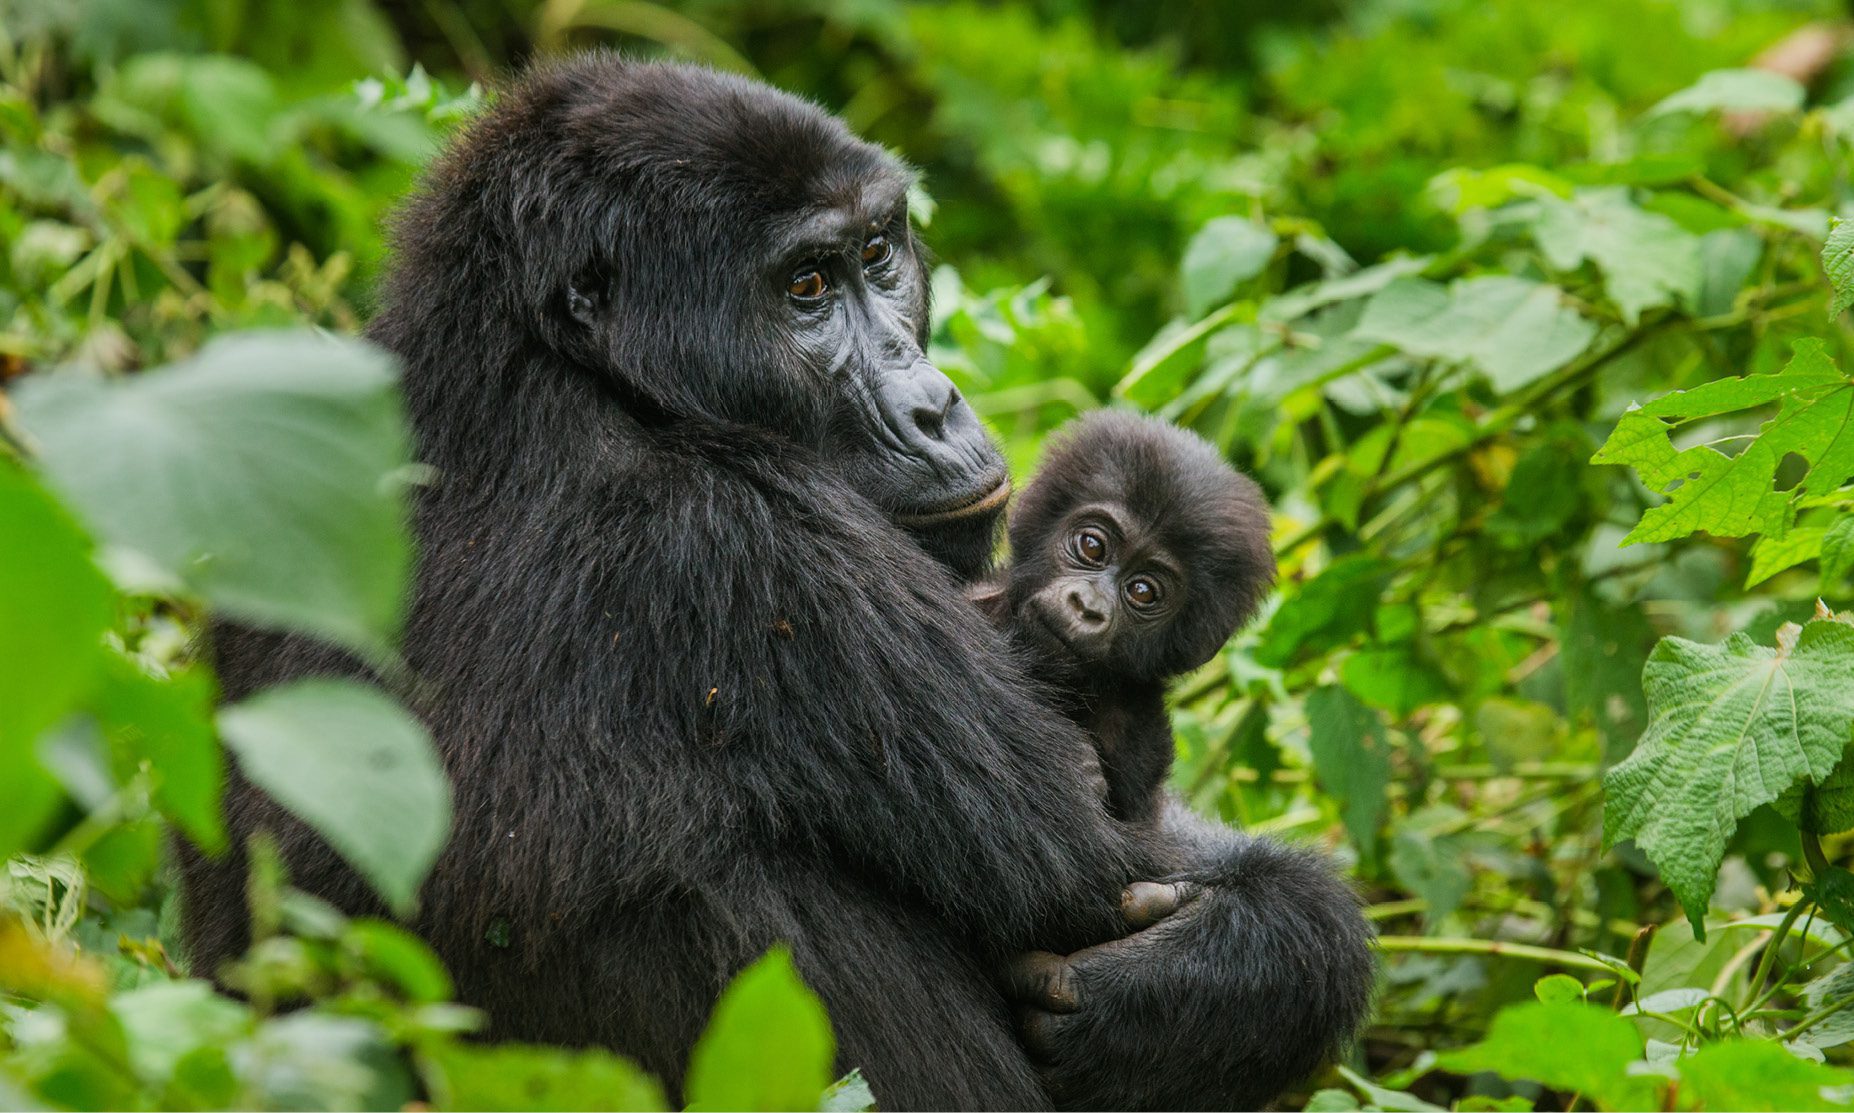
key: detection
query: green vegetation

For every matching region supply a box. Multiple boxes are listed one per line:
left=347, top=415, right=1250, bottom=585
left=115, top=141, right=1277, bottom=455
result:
left=6, top=0, right=1854, bottom=1108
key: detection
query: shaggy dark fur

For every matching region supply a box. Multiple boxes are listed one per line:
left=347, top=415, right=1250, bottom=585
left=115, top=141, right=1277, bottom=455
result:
left=974, top=411, right=1275, bottom=825
left=178, top=55, right=1373, bottom=1111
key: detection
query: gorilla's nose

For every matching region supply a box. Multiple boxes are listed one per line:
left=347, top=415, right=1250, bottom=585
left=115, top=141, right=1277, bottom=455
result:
left=907, top=370, right=959, bottom=443
left=1066, top=588, right=1109, bottom=629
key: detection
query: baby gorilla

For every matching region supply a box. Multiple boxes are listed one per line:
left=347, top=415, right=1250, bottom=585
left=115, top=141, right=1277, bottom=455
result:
left=974, top=411, right=1276, bottom=823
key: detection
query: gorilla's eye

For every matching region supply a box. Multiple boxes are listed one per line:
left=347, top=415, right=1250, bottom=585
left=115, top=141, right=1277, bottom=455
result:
left=1072, top=527, right=1108, bottom=566
left=1125, top=577, right=1160, bottom=609
left=788, top=268, right=829, bottom=301
left=861, top=234, right=892, bottom=268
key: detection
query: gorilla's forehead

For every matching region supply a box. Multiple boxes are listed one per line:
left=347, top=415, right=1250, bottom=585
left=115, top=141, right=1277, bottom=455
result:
left=552, top=58, right=912, bottom=232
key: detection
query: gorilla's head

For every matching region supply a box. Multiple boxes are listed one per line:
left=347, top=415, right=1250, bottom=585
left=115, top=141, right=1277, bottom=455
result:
left=380, top=55, right=1008, bottom=574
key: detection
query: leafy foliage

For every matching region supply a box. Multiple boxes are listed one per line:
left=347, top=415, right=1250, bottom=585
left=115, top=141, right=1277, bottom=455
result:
left=7, top=0, right=1854, bottom=1109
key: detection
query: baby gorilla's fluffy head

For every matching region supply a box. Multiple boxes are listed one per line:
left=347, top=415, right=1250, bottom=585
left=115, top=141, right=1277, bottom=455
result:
left=1006, top=411, right=1275, bottom=682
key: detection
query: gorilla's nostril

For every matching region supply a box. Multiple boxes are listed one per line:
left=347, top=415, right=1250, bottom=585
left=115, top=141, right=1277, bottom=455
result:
left=913, top=402, right=946, bottom=441
left=1066, top=590, right=1106, bottom=626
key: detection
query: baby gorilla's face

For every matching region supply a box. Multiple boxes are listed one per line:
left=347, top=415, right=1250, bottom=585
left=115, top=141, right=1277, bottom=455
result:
left=1018, top=502, right=1181, bottom=673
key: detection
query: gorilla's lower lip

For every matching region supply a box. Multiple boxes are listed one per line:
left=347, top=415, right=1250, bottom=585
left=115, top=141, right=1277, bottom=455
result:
left=892, top=477, right=1012, bottom=527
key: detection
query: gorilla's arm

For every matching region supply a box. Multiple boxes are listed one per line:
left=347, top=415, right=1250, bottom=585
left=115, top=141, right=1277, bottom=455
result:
left=1009, top=797, right=1376, bottom=1111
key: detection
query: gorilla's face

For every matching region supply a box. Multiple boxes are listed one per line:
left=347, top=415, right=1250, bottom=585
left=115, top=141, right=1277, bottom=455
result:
left=541, top=64, right=1008, bottom=574
left=763, top=178, right=1009, bottom=560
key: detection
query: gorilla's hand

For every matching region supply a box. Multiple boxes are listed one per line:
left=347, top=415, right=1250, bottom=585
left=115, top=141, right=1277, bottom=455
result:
left=1004, top=838, right=1374, bottom=1111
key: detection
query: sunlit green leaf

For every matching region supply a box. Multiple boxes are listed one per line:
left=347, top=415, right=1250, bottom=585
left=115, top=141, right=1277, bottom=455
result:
left=1436, top=1002, right=1659, bottom=1111
left=424, top=1042, right=666, bottom=1112
left=1650, top=68, right=1806, bottom=116
left=1180, top=216, right=1277, bottom=319
left=217, top=679, right=451, bottom=915
left=1603, top=619, right=1854, bottom=935
left=1593, top=340, right=1854, bottom=546
left=16, top=330, right=413, bottom=661
left=1306, top=686, right=1391, bottom=865
left=685, top=946, right=836, bottom=1113
left=1531, top=188, right=1701, bottom=325
left=1354, top=275, right=1595, bottom=392
left=0, top=465, right=113, bottom=857
left=1826, top=218, right=1854, bottom=319
left=1676, top=1039, right=1854, bottom=1111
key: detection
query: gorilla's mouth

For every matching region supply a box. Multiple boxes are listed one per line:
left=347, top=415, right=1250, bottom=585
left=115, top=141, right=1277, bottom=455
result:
left=892, top=477, right=1012, bottom=527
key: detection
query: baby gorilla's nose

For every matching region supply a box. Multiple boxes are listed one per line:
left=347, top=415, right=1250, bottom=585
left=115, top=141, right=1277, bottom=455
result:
left=1065, top=588, right=1109, bottom=628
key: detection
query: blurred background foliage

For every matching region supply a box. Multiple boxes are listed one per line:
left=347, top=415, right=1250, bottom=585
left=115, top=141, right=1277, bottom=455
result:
left=7, top=0, right=1854, bottom=1109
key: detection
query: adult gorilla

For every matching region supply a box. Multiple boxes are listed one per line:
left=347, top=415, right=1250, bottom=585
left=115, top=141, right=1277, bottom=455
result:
left=181, top=56, right=1373, bottom=1110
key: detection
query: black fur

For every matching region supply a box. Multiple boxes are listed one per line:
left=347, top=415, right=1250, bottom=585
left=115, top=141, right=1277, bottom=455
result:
left=976, top=411, right=1275, bottom=824
left=178, top=55, right=1372, bottom=1111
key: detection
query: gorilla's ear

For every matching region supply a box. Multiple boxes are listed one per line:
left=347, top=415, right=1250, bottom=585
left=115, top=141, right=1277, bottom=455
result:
left=566, top=275, right=605, bottom=327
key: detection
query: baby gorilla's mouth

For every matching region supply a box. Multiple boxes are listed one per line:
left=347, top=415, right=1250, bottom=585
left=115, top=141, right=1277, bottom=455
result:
left=892, top=476, right=1012, bottom=527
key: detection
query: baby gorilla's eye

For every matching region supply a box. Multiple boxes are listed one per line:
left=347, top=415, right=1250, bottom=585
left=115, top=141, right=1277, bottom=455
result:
left=1125, top=577, right=1160, bottom=609
left=1072, top=527, right=1108, bottom=566
left=861, top=234, right=892, bottom=267
left=788, top=268, right=829, bottom=300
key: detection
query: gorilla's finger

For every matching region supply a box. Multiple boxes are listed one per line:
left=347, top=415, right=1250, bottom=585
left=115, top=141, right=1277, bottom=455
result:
left=1017, top=1004, right=1077, bottom=1061
left=1003, top=950, right=1081, bottom=1013
left=1121, top=880, right=1203, bottom=929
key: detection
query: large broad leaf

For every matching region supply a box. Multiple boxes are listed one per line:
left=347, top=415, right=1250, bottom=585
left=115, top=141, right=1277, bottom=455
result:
left=1306, top=686, right=1392, bottom=867
left=1435, top=1002, right=1659, bottom=1112
left=685, top=946, right=836, bottom=1113
left=1603, top=619, right=1854, bottom=936
left=1676, top=1039, right=1854, bottom=1112
left=1593, top=339, right=1854, bottom=546
left=0, top=466, right=113, bottom=857
left=216, top=679, right=451, bottom=916
left=1827, top=217, right=1854, bottom=319
left=1180, top=217, right=1278, bottom=319
left=423, top=1043, right=666, bottom=1112
left=1649, top=68, right=1806, bottom=117
left=1530, top=188, right=1703, bottom=325
left=15, top=330, right=413, bottom=661
left=1353, top=275, right=1596, bottom=393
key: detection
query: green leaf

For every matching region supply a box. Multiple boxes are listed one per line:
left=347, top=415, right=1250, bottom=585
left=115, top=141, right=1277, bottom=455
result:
left=1306, top=686, right=1392, bottom=866
left=1749, top=527, right=1827, bottom=588
left=424, top=1042, right=667, bottom=1112
left=1777, top=752, right=1854, bottom=835
left=1823, top=517, right=1854, bottom=587
left=1354, top=275, right=1596, bottom=392
left=1389, top=805, right=1475, bottom=924
left=1435, top=1001, right=1658, bottom=1112
left=1650, top=68, right=1807, bottom=116
left=0, top=465, right=113, bottom=856
left=216, top=679, right=451, bottom=916
left=108, top=980, right=249, bottom=1084
left=685, top=946, right=836, bottom=1113
left=1181, top=217, right=1278, bottom=319
left=1808, top=867, right=1854, bottom=939
left=1256, top=555, right=1393, bottom=667
left=1531, top=188, right=1702, bottom=325
left=1826, top=218, right=1854, bottom=319
left=1603, top=620, right=1854, bottom=936
left=16, top=330, right=414, bottom=661
left=1592, top=340, right=1854, bottom=545
left=91, top=654, right=223, bottom=852
left=1676, top=1039, right=1854, bottom=1111
left=1533, top=974, right=1586, bottom=1004
left=1798, top=965, right=1854, bottom=1051
left=342, top=920, right=452, bottom=1003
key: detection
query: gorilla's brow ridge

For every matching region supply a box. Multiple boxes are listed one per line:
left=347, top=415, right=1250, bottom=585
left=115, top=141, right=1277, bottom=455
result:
left=767, top=177, right=909, bottom=261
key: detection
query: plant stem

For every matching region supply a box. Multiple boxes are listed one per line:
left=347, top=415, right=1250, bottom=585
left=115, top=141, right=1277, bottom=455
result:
left=1376, top=935, right=1623, bottom=975
left=1739, top=897, right=1808, bottom=1016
